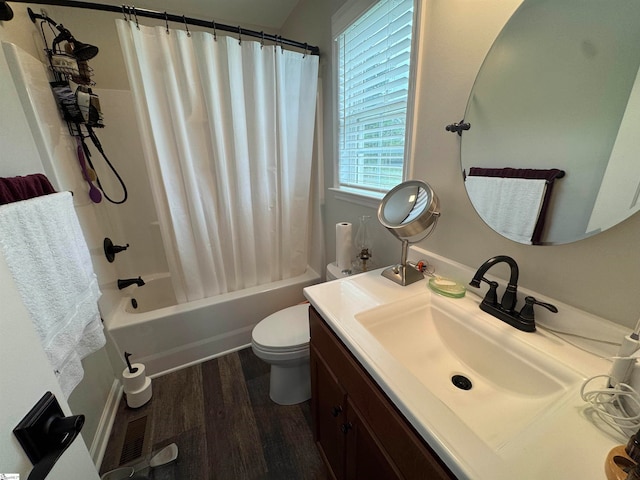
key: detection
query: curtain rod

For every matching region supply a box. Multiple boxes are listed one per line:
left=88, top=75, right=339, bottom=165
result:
left=8, top=0, right=320, bottom=55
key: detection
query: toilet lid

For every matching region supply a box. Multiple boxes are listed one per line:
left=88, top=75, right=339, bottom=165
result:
left=252, top=304, right=310, bottom=350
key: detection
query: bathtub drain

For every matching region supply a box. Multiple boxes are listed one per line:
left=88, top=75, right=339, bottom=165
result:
left=131, top=298, right=138, bottom=309
left=451, top=374, right=472, bottom=390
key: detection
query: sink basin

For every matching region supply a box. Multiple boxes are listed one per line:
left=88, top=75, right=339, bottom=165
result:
left=355, top=292, right=583, bottom=449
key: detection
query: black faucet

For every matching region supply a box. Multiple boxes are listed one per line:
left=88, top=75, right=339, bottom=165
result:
left=470, top=255, right=520, bottom=311
left=469, top=256, right=557, bottom=332
left=117, top=277, right=145, bottom=289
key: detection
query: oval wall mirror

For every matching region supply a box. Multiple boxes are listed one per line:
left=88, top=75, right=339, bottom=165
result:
left=461, top=0, right=640, bottom=245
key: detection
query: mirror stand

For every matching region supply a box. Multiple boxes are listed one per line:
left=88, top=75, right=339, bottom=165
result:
left=381, top=239, right=425, bottom=286
left=378, top=180, right=440, bottom=287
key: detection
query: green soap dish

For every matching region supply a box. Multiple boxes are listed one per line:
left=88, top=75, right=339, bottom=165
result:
left=428, top=277, right=466, bottom=298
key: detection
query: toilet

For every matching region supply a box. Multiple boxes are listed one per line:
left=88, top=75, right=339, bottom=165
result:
left=251, top=263, right=349, bottom=405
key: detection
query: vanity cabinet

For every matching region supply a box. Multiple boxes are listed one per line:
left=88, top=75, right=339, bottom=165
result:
left=309, top=306, right=455, bottom=480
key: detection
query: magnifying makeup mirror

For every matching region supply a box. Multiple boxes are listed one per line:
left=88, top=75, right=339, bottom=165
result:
left=378, top=180, right=440, bottom=286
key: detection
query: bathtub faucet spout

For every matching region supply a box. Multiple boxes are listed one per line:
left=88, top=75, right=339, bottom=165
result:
left=117, top=276, right=145, bottom=289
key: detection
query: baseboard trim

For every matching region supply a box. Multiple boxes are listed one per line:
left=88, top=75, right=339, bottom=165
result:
left=90, top=379, right=123, bottom=468
left=149, top=343, right=251, bottom=379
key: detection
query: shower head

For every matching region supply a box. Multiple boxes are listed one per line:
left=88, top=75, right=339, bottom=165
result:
left=69, top=40, right=99, bottom=61
left=27, top=8, right=99, bottom=60
left=51, top=25, right=99, bottom=60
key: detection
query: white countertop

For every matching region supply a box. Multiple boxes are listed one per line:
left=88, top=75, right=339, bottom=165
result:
left=304, top=251, right=629, bottom=480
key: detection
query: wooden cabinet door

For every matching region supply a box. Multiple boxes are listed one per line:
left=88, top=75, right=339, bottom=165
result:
left=311, top=346, right=347, bottom=480
left=309, top=306, right=456, bottom=480
left=345, top=398, right=402, bottom=480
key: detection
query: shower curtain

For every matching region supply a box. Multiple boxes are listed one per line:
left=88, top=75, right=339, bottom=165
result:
left=116, top=20, right=319, bottom=303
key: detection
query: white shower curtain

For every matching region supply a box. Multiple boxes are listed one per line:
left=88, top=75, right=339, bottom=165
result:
left=116, top=20, right=319, bottom=303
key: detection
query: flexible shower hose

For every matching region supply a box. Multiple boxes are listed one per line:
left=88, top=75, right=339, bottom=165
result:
left=81, top=125, right=129, bottom=204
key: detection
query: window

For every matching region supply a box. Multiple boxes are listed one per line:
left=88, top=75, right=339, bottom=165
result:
left=335, top=0, right=416, bottom=196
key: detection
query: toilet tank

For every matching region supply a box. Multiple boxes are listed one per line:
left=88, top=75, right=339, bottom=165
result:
left=326, top=262, right=351, bottom=281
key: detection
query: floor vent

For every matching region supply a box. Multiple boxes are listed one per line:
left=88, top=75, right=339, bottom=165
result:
left=119, top=416, right=147, bottom=465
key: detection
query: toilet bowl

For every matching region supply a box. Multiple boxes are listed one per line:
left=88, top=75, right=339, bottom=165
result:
left=251, top=263, right=348, bottom=405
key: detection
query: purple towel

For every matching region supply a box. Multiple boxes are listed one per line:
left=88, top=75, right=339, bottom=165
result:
left=0, top=174, right=56, bottom=205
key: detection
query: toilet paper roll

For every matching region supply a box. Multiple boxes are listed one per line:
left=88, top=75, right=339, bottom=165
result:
left=126, top=377, right=152, bottom=409
left=122, top=363, right=146, bottom=393
left=336, top=222, right=352, bottom=272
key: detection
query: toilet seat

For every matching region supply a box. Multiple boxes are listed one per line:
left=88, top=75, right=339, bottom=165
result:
left=251, top=304, right=310, bottom=353
left=252, top=342, right=308, bottom=355
left=251, top=343, right=309, bottom=366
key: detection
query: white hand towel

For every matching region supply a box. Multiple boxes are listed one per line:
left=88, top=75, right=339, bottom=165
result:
left=465, top=176, right=547, bottom=244
left=0, top=192, right=104, bottom=397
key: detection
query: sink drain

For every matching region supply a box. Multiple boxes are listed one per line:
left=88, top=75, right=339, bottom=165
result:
left=451, top=374, right=472, bottom=390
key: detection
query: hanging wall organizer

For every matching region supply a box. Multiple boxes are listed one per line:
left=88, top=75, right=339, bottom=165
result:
left=28, top=7, right=129, bottom=204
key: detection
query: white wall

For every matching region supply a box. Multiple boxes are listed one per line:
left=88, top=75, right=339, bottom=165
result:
left=283, top=0, right=640, bottom=329
left=0, top=23, right=116, bottom=464
left=0, top=255, right=100, bottom=479
left=0, top=27, right=107, bottom=477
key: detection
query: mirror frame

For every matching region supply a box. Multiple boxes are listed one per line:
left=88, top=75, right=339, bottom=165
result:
left=378, top=180, right=440, bottom=241
left=378, top=180, right=440, bottom=286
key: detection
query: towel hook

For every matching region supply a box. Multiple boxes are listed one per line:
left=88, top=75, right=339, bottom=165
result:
left=182, top=15, right=191, bottom=37
left=132, top=6, right=139, bottom=29
left=164, top=11, right=169, bottom=34
left=238, top=26, right=242, bottom=45
left=211, top=20, right=217, bottom=41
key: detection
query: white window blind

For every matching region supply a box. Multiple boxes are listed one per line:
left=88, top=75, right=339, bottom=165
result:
left=337, top=0, right=415, bottom=194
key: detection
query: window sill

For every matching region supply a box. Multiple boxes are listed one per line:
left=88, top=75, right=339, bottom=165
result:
left=329, top=187, right=385, bottom=209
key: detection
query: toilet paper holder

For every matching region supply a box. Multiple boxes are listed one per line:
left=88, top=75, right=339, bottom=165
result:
left=13, top=391, right=85, bottom=480
left=124, top=351, right=138, bottom=373
left=122, top=352, right=153, bottom=409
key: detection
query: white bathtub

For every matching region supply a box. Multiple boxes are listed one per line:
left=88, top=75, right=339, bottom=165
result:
left=104, top=269, right=321, bottom=376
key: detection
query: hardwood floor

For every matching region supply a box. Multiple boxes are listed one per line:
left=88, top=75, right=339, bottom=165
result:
left=100, top=348, right=329, bottom=480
